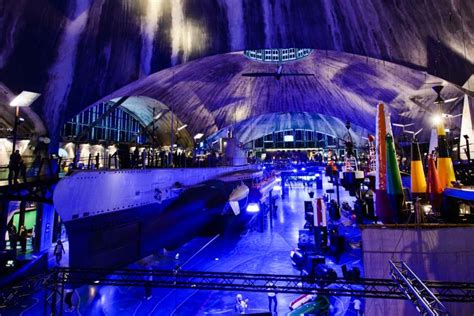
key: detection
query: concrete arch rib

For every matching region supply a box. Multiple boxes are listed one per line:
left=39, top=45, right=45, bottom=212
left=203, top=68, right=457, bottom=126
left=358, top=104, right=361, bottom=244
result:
left=91, top=50, right=465, bottom=142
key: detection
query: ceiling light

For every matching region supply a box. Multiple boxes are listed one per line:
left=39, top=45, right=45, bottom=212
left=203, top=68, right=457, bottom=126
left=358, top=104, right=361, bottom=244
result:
left=432, top=114, right=442, bottom=126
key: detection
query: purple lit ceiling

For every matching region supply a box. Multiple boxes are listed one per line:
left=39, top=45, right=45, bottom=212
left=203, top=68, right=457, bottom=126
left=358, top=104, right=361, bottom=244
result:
left=93, top=50, right=465, bottom=142
left=0, top=0, right=472, bottom=144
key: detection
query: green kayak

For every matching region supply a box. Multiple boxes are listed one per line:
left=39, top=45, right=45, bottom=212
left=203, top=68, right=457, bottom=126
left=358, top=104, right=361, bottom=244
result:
left=287, top=296, right=330, bottom=315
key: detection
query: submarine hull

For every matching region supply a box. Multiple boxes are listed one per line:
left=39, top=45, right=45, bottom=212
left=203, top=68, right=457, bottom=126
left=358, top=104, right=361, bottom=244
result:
left=65, top=180, right=234, bottom=269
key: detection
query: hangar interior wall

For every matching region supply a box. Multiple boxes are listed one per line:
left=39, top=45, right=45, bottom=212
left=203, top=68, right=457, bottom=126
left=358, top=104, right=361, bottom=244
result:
left=361, top=226, right=474, bottom=316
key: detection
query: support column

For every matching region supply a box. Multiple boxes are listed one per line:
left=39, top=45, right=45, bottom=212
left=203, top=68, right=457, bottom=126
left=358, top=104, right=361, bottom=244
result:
left=268, top=190, right=273, bottom=230
left=36, top=203, right=56, bottom=252
left=282, top=175, right=287, bottom=200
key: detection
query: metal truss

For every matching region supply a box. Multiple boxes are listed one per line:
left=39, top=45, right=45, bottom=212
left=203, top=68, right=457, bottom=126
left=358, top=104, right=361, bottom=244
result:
left=45, top=267, right=473, bottom=301
left=390, top=260, right=451, bottom=316
left=0, top=266, right=464, bottom=315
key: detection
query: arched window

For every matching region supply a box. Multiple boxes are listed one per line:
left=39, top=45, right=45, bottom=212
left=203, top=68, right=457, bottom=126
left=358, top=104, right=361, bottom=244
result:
left=244, top=48, right=313, bottom=63
left=61, top=102, right=147, bottom=144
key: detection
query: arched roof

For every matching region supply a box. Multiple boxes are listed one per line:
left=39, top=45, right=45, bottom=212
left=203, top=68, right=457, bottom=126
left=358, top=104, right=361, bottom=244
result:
left=1, top=0, right=472, bottom=143
left=94, top=50, right=465, bottom=141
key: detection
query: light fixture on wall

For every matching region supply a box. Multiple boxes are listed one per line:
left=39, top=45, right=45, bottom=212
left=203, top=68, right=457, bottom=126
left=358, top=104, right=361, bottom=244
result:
left=9, top=91, right=41, bottom=153
left=177, top=124, right=188, bottom=131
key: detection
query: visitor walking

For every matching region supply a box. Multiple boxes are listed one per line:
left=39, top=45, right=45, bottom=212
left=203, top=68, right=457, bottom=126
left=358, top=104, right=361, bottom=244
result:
left=54, top=240, right=65, bottom=265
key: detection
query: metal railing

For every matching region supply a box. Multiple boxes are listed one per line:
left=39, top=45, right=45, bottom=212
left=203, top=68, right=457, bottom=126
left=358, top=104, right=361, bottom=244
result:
left=0, top=156, right=61, bottom=184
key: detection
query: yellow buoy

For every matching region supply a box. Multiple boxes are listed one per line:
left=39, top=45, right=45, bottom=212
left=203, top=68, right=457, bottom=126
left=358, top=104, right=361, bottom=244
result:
left=436, top=120, right=456, bottom=188
left=410, top=140, right=427, bottom=195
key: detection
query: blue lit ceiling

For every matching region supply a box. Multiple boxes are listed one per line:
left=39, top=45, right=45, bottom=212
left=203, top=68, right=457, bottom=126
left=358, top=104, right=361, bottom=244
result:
left=93, top=50, right=466, bottom=142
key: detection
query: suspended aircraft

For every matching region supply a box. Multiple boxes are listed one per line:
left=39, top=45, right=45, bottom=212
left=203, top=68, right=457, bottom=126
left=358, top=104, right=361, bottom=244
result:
left=242, top=64, right=314, bottom=80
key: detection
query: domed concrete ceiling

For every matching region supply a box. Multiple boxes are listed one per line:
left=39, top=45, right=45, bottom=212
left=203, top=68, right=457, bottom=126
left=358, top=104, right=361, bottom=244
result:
left=0, top=0, right=472, bottom=144
left=94, top=50, right=465, bottom=141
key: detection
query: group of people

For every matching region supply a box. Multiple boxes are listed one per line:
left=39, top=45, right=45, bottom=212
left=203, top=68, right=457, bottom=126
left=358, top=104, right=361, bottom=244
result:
left=8, top=149, right=27, bottom=185
left=7, top=223, right=29, bottom=254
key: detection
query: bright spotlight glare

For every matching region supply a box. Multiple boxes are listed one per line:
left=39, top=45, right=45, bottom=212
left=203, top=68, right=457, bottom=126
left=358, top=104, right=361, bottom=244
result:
left=246, top=203, right=260, bottom=213
left=432, top=114, right=442, bottom=126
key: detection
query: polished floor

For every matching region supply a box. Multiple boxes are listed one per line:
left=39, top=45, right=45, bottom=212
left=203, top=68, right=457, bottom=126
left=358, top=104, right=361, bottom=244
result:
left=3, top=178, right=363, bottom=315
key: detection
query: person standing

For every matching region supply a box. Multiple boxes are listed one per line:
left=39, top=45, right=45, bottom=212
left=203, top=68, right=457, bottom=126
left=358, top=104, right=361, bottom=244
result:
left=8, top=150, right=21, bottom=185
left=8, top=224, right=18, bottom=255
left=54, top=240, right=65, bottom=265
left=353, top=298, right=362, bottom=316
left=19, top=159, right=27, bottom=183
left=144, top=266, right=153, bottom=300
left=133, top=147, right=140, bottom=168
left=19, top=225, right=27, bottom=253
left=95, top=153, right=100, bottom=169
left=31, top=225, right=36, bottom=250
left=267, top=283, right=278, bottom=314
left=235, top=294, right=248, bottom=314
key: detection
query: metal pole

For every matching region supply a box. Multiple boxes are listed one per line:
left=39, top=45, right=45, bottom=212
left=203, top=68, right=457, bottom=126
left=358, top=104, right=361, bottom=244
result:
left=152, top=108, right=156, bottom=148
left=269, top=190, right=273, bottom=230
left=0, top=200, right=9, bottom=251
left=11, top=106, right=19, bottom=154
left=51, top=271, right=58, bottom=316
left=464, top=135, right=471, bottom=161
left=170, top=110, right=174, bottom=167
left=59, top=271, right=65, bottom=316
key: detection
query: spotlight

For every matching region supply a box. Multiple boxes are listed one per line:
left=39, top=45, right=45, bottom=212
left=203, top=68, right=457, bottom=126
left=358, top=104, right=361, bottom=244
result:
left=194, top=133, right=204, bottom=140
left=432, top=114, right=442, bottom=126
left=422, top=205, right=432, bottom=214
left=246, top=203, right=260, bottom=213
